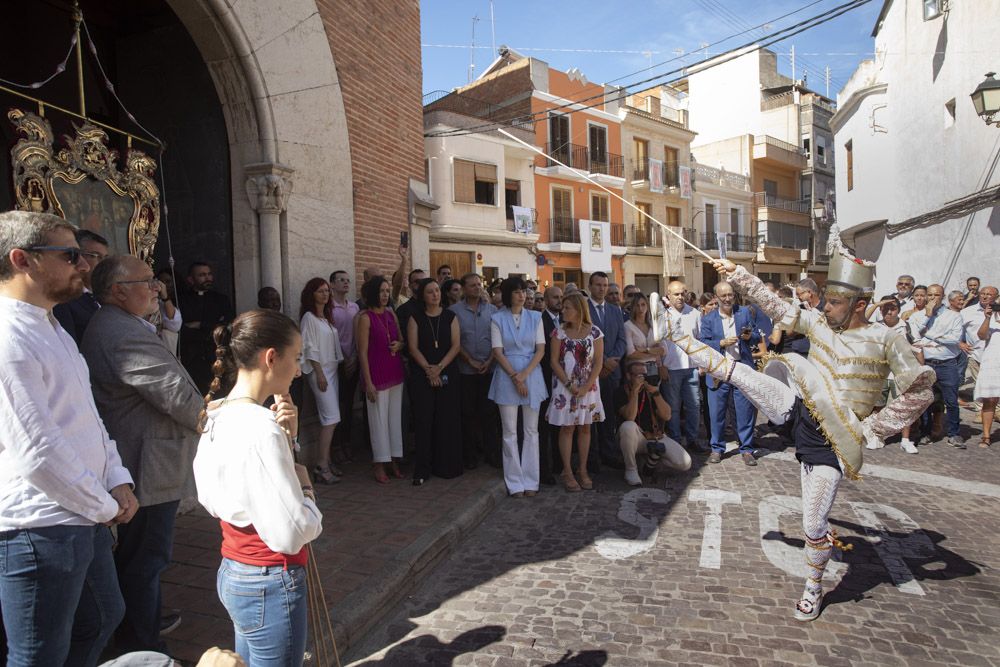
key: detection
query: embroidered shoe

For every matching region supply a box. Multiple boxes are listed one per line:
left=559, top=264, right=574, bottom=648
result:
left=794, top=592, right=824, bottom=622
left=900, top=439, right=919, bottom=454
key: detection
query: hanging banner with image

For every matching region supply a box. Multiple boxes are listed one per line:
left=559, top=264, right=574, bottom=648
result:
left=579, top=219, right=612, bottom=273
left=662, top=229, right=684, bottom=277
left=679, top=166, right=692, bottom=199
left=648, top=158, right=664, bottom=193
left=511, top=205, right=533, bottom=233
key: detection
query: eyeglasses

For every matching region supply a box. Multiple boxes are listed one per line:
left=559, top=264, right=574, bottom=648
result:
left=116, top=278, right=161, bottom=290
left=21, top=245, right=86, bottom=265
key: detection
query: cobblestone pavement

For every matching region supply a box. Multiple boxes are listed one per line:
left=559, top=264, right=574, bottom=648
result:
left=347, top=407, right=1000, bottom=666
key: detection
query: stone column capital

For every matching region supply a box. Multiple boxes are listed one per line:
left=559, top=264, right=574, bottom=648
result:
left=245, top=162, right=294, bottom=215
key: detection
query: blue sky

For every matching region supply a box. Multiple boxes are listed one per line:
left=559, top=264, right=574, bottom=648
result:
left=420, top=0, right=884, bottom=101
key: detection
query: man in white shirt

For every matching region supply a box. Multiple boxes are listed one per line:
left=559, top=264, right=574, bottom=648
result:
left=0, top=210, right=137, bottom=666
left=960, top=285, right=998, bottom=409
left=657, top=280, right=704, bottom=450
left=908, top=284, right=965, bottom=448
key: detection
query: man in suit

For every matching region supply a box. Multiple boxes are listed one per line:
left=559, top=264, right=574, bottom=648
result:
left=81, top=255, right=205, bottom=653
left=177, top=260, right=235, bottom=394
left=587, top=271, right=627, bottom=471
left=53, top=229, right=109, bottom=344
left=538, top=285, right=563, bottom=484
left=700, top=280, right=761, bottom=466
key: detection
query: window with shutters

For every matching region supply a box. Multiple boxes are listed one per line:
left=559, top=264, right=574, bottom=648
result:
left=705, top=203, right=716, bottom=236
left=666, top=206, right=680, bottom=227
left=590, top=193, right=610, bottom=222
left=730, top=208, right=740, bottom=235
left=846, top=140, right=854, bottom=191
left=453, top=159, right=497, bottom=205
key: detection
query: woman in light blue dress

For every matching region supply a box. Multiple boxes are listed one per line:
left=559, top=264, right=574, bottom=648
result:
left=489, top=277, right=548, bottom=496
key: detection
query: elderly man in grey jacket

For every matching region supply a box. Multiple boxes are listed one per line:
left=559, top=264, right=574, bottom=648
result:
left=81, top=254, right=204, bottom=653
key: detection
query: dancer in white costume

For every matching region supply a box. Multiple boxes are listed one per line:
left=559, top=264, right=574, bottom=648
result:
left=663, top=235, right=936, bottom=621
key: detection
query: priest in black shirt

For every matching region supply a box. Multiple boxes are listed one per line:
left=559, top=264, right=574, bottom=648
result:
left=177, top=261, right=234, bottom=394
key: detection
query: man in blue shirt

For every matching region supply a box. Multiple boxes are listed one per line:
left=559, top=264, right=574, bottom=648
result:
left=450, top=273, right=500, bottom=468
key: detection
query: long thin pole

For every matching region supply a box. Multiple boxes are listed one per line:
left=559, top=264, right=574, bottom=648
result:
left=496, top=128, right=714, bottom=261
left=73, top=2, right=85, bottom=117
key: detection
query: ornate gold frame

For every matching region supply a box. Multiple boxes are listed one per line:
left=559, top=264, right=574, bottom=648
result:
left=8, top=108, right=161, bottom=264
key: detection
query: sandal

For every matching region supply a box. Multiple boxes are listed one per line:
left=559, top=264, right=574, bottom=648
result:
left=561, top=471, right=581, bottom=493
left=794, top=592, right=823, bottom=622
left=980, top=436, right=992, bottom=449
left=312, top=465, right=341, bottom=485
left=576, top=470, right=593, bottom=491
left=390, top=461, right=405, bottom=479
left=373, top=464, right=390, bottom=484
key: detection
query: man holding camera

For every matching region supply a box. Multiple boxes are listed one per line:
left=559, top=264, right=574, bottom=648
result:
left=700, top=281, right=761, bottom=466
left=614, top=361, right=691, bottom=486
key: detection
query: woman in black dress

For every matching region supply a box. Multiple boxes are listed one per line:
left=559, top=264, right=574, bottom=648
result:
left=407, top=278, right=463, bottom=485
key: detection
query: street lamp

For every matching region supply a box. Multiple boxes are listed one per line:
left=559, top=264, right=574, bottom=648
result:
left=812, top=198, right=826, bottom=222
left=970, top=72, right=1000, bottom=127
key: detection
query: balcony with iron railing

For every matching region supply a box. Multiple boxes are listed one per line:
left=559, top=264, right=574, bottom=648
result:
left=627, top=222, right=662, bottom=247
left=754, top=192, right=811, bottom=215
left=700, top=232, right=757, bottom=253
left=628, top=158, right=680, bottom=188
left=548, top=216, right=626, bottom=245
left=539, top=143, right=625, bottom=178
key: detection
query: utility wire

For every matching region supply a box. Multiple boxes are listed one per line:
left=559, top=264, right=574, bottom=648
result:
left=426, top=0, right=873, bottom=139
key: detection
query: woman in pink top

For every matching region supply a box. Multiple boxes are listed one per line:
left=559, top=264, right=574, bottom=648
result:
left=356, top=276, right=405, bottom=483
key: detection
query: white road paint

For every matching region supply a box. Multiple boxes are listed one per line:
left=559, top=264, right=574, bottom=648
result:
left=758, top=494, right=847, bottom=581
left=594, top=488, right=670, bottom=561
left=849, top=502, right=937, bottom=595
left=688, top=489, right=742, bottom=569
left=767, top=451, right=1000, bottom=499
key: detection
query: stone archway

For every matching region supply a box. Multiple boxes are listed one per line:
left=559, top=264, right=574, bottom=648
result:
left=167, top=0, right=355, bottom=312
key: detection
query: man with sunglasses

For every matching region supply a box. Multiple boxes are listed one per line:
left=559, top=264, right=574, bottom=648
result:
left=81, top=255, right=204, bottom=653
left=52, top=228, right=110, bottom=345
left=0, top=210, right=137, bottom=665
left=872, top=274, right=917, bottom=323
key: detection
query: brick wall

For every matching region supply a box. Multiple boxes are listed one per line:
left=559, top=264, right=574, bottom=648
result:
left=315, top=0, right=425, bottom=286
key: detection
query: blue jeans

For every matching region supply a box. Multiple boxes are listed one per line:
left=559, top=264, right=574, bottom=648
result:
left=927, top=357, right=961, bottom=437
left=114, top=500, right=180, bottom=652
left=218, top=558, right=308, bottom=666
left=706, top=376, right=757, bottom=453
left=662, top=368, right=701, bottom=443
left=0, top=525, right=124, bottom=667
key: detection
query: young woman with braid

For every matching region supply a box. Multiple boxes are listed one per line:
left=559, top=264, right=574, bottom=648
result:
left=662, top=242, right=934, bottom=622
left=192, top=309, right=323, bottom=666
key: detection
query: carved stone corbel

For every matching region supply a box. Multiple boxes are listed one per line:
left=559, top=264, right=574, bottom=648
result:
left=244, top=162, right=294, bottom=298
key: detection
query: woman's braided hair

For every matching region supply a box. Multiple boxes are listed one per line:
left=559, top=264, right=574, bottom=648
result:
left=197, top=308, right=300, bottom=431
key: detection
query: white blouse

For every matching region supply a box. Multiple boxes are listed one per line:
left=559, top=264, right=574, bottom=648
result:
left=300, top=311, right=343, bottom=373
left=624, top=319, right=657, bottom=356
left=193, top=403, right=322, bottom=555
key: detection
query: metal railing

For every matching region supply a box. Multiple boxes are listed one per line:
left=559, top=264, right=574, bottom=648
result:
left=753, top=134, right=805, bottom=155
left=700, top=233, right=756, bottom=253
left=541, top=143, right=625, bottom=178
left=627, top=223, right=661, bottom=247
left=757, top=221, right=811, bottom=250
left=754, top=192, right=811, bottom=214
left=548, top=216, right=626, bottom=245
left=505, top=207, right=538, bottom=233
left=631, top=160, right=648, bottom=182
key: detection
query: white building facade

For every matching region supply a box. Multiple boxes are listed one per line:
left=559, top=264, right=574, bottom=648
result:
left=831, top=0, right=1000, bottom=296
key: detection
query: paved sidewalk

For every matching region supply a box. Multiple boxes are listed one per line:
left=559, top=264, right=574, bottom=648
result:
left=162, top=460, right=506, bottom=664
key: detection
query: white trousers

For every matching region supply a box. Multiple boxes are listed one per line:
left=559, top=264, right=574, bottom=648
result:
left=498, top=404, right=540, bottom=494
left=368, top=383, right=403, bottom=463
left=800, top=462, right=843, bottom=596
left=617, top=421, right=691, bottom=472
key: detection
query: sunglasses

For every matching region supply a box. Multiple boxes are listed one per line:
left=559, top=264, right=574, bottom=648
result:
left=22, top=245, right=86, bottom=265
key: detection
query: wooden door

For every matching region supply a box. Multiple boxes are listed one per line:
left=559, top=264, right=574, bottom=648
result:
left=430, top=250, right=473, bottom=280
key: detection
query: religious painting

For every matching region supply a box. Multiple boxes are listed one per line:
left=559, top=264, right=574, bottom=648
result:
left=590, top=223, right=603, bottom=251
left=7, top=108, right=160, bottom=264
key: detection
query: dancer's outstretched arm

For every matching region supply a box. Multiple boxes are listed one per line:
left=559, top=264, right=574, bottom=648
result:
left=713, top=259, right=801, bottom=330
left=861, top=332, right=936, bottom=447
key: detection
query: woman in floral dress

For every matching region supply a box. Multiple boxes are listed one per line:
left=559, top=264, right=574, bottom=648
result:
left=546, top=292, right=605, bottom=491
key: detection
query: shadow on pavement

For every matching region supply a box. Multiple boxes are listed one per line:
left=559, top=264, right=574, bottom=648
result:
left=351, top=625, right=505, bottom=665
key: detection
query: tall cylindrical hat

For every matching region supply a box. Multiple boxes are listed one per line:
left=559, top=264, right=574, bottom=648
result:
left=825, top=224, right=874, bottom=297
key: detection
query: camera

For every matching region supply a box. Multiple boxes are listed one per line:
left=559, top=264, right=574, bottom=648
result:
left=643, top=361, right=660, bottom=387
left=740, top=325, right=753, bottom=337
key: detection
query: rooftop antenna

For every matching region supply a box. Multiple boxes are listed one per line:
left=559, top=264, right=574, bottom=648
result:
left=468, top=15, right=480, bottom=83
left=700, top=42, right=709, bottom=60
left=490, top=1, right=496, bottom=56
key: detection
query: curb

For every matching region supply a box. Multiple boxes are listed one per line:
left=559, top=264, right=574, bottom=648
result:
left=330, top=477, right=508, bottom=662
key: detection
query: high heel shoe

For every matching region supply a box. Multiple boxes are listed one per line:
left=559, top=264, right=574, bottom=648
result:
left=561, top=471, right=581, bottom=492
left=312, top=465, right=341, bottom=485
left=576, top=470, right=593, bottom=490
left=390, top=461, right=405, bottom=479
left=373, top=464, right=390, bottom=484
